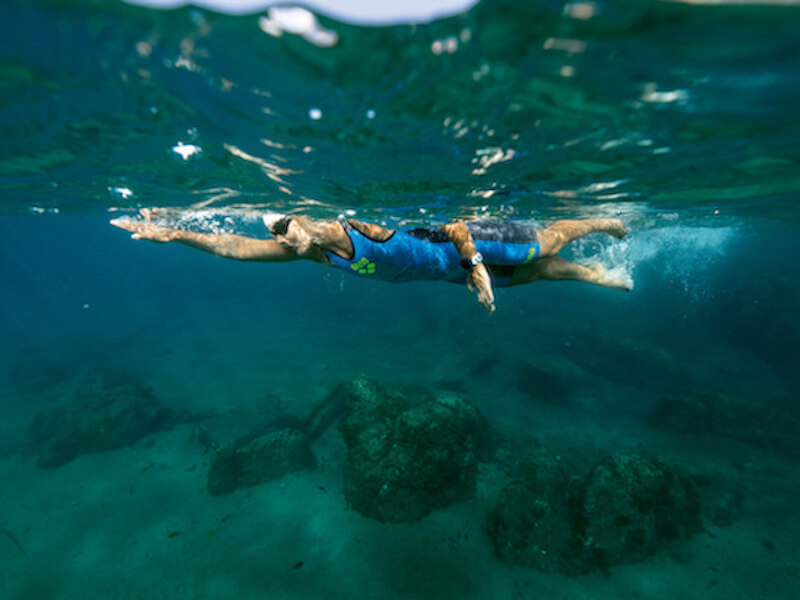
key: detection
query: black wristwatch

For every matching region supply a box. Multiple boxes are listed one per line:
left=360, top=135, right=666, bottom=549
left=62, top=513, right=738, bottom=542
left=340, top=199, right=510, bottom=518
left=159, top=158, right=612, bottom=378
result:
left=460, top=252, right=484, bottom=270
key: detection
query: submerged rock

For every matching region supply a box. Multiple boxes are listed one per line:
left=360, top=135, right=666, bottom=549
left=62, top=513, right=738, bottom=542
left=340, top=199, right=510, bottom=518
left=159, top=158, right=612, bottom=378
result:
left=649, top=391, right=800, bottom=458
left=580, top=454, right=701, bottom=568
left=207, top=427, right=315, bottom=496
left=564, top=334, right=688, bottom=394
left=488, top=452, right=702, bottom=575
left=488, top=452, right=583, bottom=574
left=338, top=375, right=485, bottom=523
left=197, top=385, right=346, bottom=496
left=30, top=371, right=174, bottom=468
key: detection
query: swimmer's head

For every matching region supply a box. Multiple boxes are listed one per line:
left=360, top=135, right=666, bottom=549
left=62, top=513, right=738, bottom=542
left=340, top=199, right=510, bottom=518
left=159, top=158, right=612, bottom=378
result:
left=270, top=216, right=292, bottom=236
left=262, top=213, right=287, bottom=232
left=267, top=214, right=315, bottom=256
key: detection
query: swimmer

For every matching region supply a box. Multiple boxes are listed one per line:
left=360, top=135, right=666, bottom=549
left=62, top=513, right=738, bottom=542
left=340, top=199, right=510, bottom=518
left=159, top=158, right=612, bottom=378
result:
left=111, top=209, right=631, bottom=313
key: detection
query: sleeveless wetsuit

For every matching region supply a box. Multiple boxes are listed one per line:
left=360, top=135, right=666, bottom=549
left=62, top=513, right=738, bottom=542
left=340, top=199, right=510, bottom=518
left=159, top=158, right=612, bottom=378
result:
left=325, top=221, right=541, bottom=287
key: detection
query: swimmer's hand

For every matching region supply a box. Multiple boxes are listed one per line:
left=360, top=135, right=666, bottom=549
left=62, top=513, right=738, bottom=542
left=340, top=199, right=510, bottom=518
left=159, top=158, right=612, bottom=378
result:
left=466, top=263, right=495, bottom=313
left=110, top=215, right=177, bottom=243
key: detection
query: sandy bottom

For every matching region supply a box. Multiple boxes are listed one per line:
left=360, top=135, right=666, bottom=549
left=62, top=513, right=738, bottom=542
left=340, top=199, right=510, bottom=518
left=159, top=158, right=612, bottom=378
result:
left=1, top=400, right=798, bottom=600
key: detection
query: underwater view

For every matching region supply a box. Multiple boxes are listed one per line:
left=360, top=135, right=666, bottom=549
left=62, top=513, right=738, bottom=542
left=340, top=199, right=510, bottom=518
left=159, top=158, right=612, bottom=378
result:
left=1, top=0, right=800, bottom=597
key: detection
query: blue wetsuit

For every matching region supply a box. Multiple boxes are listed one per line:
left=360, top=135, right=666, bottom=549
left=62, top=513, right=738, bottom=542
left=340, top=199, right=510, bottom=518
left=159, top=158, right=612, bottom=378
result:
left=325, top=221, right=541, bottom=287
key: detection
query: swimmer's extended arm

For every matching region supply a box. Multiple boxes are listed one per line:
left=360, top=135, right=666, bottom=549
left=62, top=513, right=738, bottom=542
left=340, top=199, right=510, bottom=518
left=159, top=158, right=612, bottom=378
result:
left=111, top=218, right=301, bottom=262
left=443, top=221, right=495, bottom=313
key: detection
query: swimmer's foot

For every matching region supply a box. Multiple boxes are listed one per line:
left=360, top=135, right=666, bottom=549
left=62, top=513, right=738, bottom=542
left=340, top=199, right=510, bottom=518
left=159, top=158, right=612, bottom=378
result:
left=589, top=263, right=633, bottom=291
left=602, top=219, right=629, bottom=239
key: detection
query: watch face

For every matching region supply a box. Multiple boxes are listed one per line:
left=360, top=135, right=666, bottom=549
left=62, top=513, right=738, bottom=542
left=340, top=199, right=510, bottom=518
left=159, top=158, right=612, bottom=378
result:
left=461, top=253, right=483, bottom=270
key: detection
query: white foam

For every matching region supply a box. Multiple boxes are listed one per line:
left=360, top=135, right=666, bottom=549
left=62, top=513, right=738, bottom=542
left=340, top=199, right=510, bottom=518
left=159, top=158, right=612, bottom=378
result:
left=568, top=224, right=736, bottom=302
left=172, top=142, right=202, bottom=160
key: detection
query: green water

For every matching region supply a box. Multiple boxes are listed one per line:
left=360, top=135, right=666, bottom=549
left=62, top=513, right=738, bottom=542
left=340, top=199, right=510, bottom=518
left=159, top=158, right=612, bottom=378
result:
left=2, top=0, right=799, bottom=222
left=1, top=1, right=799, bottom=599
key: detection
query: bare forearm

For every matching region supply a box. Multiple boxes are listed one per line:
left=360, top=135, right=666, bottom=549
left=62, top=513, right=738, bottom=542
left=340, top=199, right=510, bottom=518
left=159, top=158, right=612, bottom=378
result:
left=443, top=221, right=478, bottom=259
left=112, top=213, right=301, bottom=261
left=444, top=221, right=496, bottom=313
left=171, top=230, right=299, bottom=261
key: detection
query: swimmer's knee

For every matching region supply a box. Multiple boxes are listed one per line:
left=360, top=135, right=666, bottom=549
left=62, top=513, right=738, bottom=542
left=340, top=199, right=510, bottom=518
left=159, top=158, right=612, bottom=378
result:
left=535, top=230, right=560, bottom=256
left=509, top=263, right=542, bottom=286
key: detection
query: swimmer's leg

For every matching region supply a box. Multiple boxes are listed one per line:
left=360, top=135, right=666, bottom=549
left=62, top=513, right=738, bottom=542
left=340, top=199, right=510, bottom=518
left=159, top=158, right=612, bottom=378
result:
left=510, top=257, right=632, bottom=291
left=537, top=219, right=628, bottom=257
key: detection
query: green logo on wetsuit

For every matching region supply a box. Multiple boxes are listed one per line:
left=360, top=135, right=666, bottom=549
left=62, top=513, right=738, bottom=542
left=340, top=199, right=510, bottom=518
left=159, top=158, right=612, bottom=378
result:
left=523, top=246, right=539, bottom=263
left=351, top=257, right=376, bottom=275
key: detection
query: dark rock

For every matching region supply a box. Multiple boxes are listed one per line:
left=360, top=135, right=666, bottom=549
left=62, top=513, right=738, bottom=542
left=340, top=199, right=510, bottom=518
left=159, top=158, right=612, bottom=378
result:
left=488, top=453, right=583, bottom=573
left=338, top=375, right=485, bottom=523
left=580, top=454, right=701, bottom=568
left=300, top=384, right=348, bottom=439
left=207, top=427, right=315, bottom=496
left=649, top=391, right=800, bottom=457
left=565, top=335, right=688, bottom=394
left=30, top=371, right=174, bottom=468
left=488, top=452, right=703, bottom=575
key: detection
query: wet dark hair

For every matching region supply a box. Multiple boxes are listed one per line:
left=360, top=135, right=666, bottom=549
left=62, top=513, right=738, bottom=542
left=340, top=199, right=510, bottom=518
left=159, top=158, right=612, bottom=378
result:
left=271, top=216, right=292, bottom=236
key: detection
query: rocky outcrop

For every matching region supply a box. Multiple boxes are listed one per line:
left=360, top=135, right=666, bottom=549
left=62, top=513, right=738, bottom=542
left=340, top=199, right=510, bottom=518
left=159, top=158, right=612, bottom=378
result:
left=649, top=391, right=800, bottom=458
left=207, top=427, right=315, bottom=496
left=194, top=383, right=350, bottom=496
left=338, top=375, right=485, bottom=523
left=487, top=452, right=583, bottom=574
left=30, top=371, right=174, bottom=468
left=579, top=453, right=701, bottom=568
left=564, top=335, right=688, bottom=394
left=488, top=452, right=703, bottom=575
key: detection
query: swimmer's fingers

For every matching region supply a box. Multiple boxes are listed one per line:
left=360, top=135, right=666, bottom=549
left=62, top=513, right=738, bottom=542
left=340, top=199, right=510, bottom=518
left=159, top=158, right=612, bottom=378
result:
left=469, top=264, right=496, bottom=313
left=110, top=218, right=175, bottom=243
left=110, top=217, right=140, bottom=235
left=478, top=286, right=496, bottom=313
left=110, top=217, right=128, bottom=229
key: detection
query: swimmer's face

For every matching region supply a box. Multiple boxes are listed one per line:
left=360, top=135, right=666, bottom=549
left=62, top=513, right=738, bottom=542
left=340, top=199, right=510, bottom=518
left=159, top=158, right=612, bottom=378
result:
left=271, top=216, right=313, bottom=255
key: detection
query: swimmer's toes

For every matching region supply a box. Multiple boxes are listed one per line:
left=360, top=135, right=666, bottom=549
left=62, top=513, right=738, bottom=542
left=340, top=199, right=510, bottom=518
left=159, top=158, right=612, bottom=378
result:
left=611, top=220, right=629, bottom=238
left=591, top=263, right=632, bottom=291
left=611, top=273, right=633, bottom=291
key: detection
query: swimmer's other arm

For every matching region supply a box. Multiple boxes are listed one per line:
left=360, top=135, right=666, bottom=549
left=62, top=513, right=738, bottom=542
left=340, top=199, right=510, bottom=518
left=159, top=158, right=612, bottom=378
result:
left=110, top=218, right=301, bottom=262
left=443, top=221, right=495, bottom=314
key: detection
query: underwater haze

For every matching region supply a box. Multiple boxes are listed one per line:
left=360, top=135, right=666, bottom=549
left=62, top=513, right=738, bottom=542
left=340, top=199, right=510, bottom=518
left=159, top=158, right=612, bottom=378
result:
left=1, top=0, right=799, bottom=599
